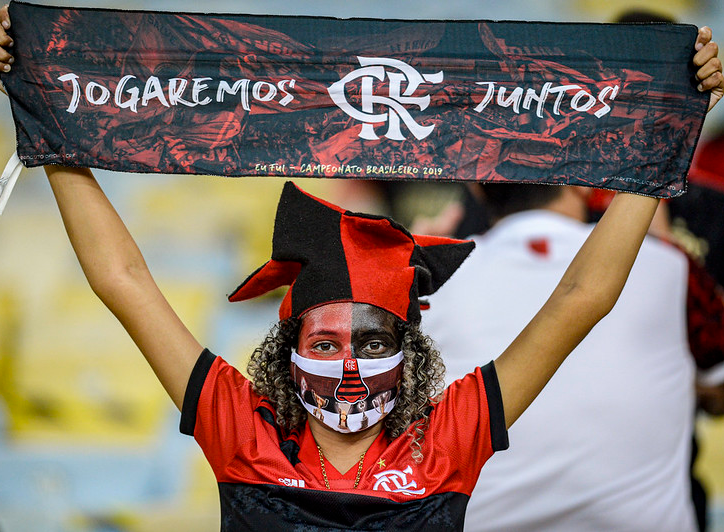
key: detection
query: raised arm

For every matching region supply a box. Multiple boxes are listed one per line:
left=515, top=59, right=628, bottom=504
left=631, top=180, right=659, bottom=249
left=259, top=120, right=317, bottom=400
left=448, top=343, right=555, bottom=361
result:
left=493, top=193, right=658, bottom=427
left=0, top=4, right=202, bottom=409
left=45, top=165, right=203, bottom=410
left=494, top=26, right=724, bottom=429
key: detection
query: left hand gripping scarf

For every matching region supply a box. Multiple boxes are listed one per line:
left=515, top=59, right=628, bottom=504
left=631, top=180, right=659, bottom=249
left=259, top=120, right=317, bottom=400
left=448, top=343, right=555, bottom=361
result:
left=0, top=1, right=710, bottom=214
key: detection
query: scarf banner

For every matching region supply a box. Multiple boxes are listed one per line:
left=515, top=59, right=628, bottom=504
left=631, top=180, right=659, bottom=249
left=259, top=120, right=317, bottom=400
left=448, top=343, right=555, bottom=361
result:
left=1, top=2, right=709, bottom=197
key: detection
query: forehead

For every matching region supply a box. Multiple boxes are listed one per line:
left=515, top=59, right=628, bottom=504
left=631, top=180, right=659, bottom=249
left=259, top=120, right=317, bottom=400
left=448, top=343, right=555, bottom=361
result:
left=299, top=302, right=397, bottom=334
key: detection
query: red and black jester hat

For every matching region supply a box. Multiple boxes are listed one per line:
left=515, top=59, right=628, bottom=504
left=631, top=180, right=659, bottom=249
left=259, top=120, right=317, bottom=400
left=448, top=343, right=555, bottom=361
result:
left=228, top=182, right=475, bottom=323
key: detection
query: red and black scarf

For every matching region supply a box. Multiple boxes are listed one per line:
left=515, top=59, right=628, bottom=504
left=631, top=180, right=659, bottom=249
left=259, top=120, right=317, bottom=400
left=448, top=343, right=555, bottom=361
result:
left=1, top=1, right=709, bottom=198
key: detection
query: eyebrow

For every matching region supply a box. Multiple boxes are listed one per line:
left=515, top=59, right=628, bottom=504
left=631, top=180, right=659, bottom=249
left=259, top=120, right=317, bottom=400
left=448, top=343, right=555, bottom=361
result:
left=354, top=327, right=396, bottom=336
left=304, top=329, right=346, bottom=339
left=353, top=327, right=399, bottom=344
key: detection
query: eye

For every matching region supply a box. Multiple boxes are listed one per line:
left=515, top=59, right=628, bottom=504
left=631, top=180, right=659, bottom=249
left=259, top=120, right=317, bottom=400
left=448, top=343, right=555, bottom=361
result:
left=313, top=341, right=336, bottom=353
left=362, top=340, right=389, bottom=356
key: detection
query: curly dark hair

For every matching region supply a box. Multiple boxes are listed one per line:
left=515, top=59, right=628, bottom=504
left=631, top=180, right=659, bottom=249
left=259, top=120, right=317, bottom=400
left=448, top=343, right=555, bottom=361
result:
left=247, top=316, right=446, bottom=463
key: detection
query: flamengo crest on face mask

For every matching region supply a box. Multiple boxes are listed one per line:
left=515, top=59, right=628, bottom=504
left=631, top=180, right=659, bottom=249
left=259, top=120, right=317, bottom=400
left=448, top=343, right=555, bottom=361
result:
left=291, top=351, right=404, bottom=434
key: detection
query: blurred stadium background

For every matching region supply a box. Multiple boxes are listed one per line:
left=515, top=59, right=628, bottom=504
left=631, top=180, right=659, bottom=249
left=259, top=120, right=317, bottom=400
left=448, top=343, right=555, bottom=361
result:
left=0, top=1, right=723, bottom=531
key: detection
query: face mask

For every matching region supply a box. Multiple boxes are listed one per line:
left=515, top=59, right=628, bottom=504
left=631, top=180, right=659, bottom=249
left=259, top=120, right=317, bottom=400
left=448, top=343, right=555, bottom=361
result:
left=290, top=351, right=404, bottom=433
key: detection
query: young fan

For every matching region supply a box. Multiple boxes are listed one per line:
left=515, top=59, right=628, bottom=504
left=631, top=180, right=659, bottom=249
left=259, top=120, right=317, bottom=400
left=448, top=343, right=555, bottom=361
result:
left=0, top=4, right=722, bottom=530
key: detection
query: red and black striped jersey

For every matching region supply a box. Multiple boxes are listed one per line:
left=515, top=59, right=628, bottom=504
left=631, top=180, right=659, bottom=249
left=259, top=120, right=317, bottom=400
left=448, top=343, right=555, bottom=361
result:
left=181, top=348, right=508, bottom=531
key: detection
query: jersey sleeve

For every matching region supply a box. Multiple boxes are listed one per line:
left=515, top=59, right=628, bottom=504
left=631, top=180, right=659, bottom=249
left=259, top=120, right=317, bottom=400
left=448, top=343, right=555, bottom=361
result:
left=428, top=361, right=509, bottom=491
left=179, top=348, right=260, bottom=476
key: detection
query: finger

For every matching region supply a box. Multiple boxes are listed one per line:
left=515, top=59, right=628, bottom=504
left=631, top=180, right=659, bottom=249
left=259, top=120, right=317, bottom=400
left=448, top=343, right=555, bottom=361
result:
left=697, top=57, right=723, bottom=82
left=693, top=40, right=718, bottom=68
left=0, top=10, right=12, bottom=46
left=699, top=69, right=723, bottom=93
left=0, top=47, right=12, bottom=64
left=0, top=29, right=12, bottom=48
left=695, top=26, right=712, bottom=51
left=0, top=35, right=12, bottom=71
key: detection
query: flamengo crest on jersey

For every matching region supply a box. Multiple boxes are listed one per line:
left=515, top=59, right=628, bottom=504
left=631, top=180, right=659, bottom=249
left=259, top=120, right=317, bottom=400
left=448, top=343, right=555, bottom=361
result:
left=373, top=465, right=426, bottom=495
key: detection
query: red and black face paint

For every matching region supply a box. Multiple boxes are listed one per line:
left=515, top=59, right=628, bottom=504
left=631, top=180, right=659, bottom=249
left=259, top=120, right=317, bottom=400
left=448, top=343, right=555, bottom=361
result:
left=291, top=302, right=404, bottom=432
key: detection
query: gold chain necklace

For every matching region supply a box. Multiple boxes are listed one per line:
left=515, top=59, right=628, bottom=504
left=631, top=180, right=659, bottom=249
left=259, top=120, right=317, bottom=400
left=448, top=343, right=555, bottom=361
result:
left=316, top=444, right=366, bottom=490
